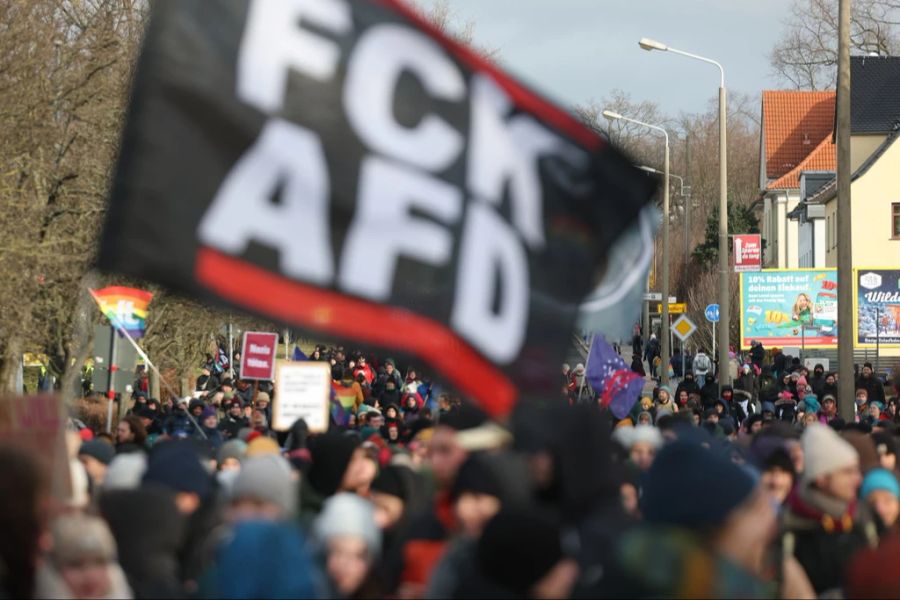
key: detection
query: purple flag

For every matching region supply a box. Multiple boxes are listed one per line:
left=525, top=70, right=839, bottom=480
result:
left=585, top=335, right=643, bottom=419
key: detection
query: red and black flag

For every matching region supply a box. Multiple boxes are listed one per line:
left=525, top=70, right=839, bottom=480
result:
left=98, top=0, right=655, bottom=418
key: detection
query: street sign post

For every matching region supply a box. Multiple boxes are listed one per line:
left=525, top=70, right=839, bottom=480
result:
left=656, top=302, right=686, bottom=314
left=672, top=315, right=697, bottom=341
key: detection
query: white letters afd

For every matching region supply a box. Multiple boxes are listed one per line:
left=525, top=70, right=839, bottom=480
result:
left=197, top=0, right=586, bottom=365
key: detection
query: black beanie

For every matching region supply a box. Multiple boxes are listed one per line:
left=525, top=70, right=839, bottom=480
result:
left=641, top=440, right=756, bottom=530
left=79, top=440, right=115, bottom=466
left=307, top=434, right=360, bottom=496
left=371, top=465, right=407, bottom=501
left=439, top=402, right=487, bottom=432
left=452, top=454, right=503, bottom=500
left=476, top=510, right=564, bottom=595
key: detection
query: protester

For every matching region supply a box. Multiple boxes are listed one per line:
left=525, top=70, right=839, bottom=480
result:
left=314, top=493, right=382, bottom=598
left=860, top=467, right=900, bottom=531
left=115, top=415, right=148, bottom=453
left=610, top=438, right=814, bottom=598
left=781, top=424, right=878, bottom=594
left=15, top=338, right=900, bottom=600
left=692, top=348, right=712, bottom=387
left=79, top=440, right=116, bottom=488
left=35, top=514, right=133, bottom=599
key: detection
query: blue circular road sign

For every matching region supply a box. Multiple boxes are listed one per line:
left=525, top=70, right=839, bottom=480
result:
left=705, top=304, right=720, bottom=323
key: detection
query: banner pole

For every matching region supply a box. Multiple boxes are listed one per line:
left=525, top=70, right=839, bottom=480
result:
left=578, top=334, right=596, bottom=403
left=112, top=323, right=185, bottom=403
left=227, top=320, right=233, bottom=379
left=105, top=325, right=118, bottom=433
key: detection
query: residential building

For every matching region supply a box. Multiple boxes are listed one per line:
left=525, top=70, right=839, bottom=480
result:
left=806, top=56, right=900, bottom=268
left=758, top=90, right=836, bottom=268
left=805, top=55, right=900, bottom=359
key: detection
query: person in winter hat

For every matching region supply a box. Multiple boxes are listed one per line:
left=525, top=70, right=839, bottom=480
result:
left=612, top=425, right=663, bottom=472
left=142, top=441, right=212, bottom=515
left=306, top=434, right=375, bottom=499
left=102, top=453, right=147, bottom=492
left=859, top=468, right=900, bottom=530
left=217, top=438, right=246, bottom=472
left=218, top=397, right=248, bottom=440
left=78, top=440, right=115, bottom=488
left=98, top=485, right=184, bottom=598
left=35, top=514, right=133, bottom=599
left=780, top=423, right=878, bottom=595
left=228, top=454, right=297, bottom=522
left=818, top=394, right=840, bottom=425
left=199, top=406, right=224, bottom=450
left=314, top=493, right=382, bottom=598
left=203, top=520, right=323, bottom=600
left=453, top=510, right=580, bottom=599
left=615, top=439, right=814, bottom=598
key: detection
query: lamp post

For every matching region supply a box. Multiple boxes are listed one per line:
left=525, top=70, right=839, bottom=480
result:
left=638, top=165, right=691, bottom=274
left=604, top=110, right=671, bottom=384
left=639, top=38, right=730, bottom=386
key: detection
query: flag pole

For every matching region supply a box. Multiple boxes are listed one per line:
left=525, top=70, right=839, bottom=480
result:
left=107, top=319, right=183, bottom=404
left=578, top=333, right=596, bottom=402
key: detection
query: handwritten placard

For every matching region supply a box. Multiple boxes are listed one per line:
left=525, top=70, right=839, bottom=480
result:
left=272, top=361, right=331, bottom=433
left=0, top=394, right=71, bottom=500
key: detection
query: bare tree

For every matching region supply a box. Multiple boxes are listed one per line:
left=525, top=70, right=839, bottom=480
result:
left=771, top=0, right=900, bottom=89
left=407, top=0, right=499, bottom=58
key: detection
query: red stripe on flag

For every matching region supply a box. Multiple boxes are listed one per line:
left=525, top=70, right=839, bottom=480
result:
left=194, top=247, right=517, bottom=418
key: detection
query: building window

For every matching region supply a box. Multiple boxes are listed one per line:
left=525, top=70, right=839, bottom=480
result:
left=894, top=203, right=900, bottom=239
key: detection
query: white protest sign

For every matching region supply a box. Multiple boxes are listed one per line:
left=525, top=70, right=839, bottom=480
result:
left=272, top=360, right=331, bottom=432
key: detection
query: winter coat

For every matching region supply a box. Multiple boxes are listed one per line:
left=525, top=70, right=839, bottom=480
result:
left=856, top=374, right=886, bottom=405
left=98, top=487, right=185, bottom=599
left=781, top=486, right=878, bottom=595
left=734, top=372, right=758, bottom=399
left=201, top=426, right=224, bottom=450
left=164, top=410, right=197, bottom=438
left=692, top=353, right=712, bottom=375
left=749, top=343, right=765, bottom=366
left=772, top=352, right=787, bottom=377
left=218, top=415, right=249, bottom=440
left=699, top=380, right=720, bottom=410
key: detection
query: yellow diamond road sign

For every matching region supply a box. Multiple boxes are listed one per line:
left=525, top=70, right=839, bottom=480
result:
left=672, top=315, right=697, bottom=341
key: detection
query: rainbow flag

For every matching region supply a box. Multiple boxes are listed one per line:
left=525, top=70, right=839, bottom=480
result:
left=90, top=286, right=153, bottom=338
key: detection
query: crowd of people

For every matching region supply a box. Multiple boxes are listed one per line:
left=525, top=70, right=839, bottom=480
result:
left=3, top=339, right=900, bottom=599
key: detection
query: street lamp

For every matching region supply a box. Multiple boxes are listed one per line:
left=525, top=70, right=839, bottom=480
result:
left=639, top=38, right=730, bottom=386
left=638, top=165, right=692, bottom=271
left=603, top=110, right=672, bottom=384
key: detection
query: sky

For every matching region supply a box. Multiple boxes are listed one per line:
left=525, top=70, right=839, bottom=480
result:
left=420, top=0, right=792, bottom=115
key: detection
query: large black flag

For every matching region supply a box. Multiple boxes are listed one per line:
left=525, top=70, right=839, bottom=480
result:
left=98, top=0, right=655, bottom=417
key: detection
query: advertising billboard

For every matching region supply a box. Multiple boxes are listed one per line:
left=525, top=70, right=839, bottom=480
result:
left=739, top=269, right=838, bottom=349
left=854, top=269, right=900, bottom=347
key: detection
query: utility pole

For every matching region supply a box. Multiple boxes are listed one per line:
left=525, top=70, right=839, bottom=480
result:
left=717, top=81, right=730, bottom=388
left=836, top=0, right=855, bottom=421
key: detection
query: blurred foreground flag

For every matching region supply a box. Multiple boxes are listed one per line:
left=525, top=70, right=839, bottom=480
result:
left=90, top=286, right=153, bottom=339
left=97, top=0, right=655, bottom=417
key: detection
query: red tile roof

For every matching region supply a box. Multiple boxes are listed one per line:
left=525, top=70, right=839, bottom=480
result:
left=768, top=136, right=836, bottom=189
left=762, top=90, right=835, bottom=183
